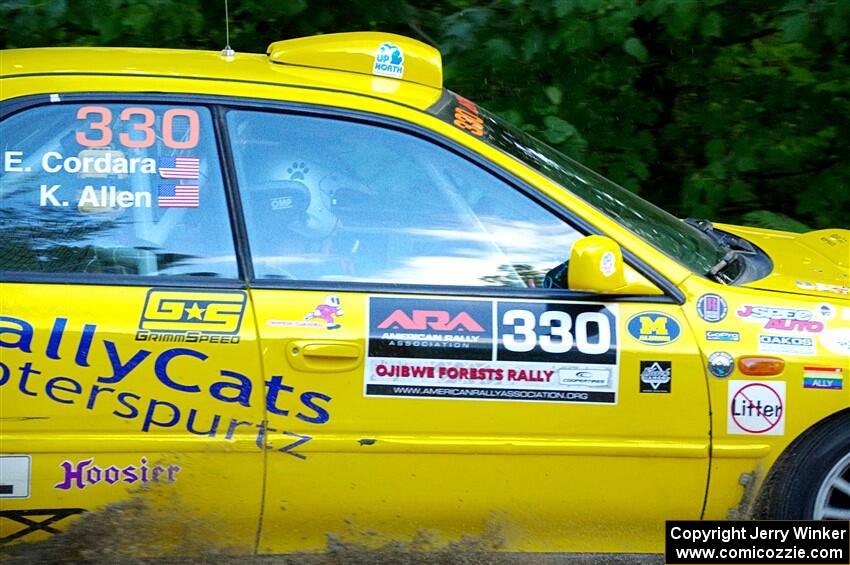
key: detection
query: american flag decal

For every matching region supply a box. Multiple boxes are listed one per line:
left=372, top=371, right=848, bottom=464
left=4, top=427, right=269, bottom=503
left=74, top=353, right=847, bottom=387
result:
left=158, top=184, right=199, bottom=208
left=159, top=156, right=200, bottom=179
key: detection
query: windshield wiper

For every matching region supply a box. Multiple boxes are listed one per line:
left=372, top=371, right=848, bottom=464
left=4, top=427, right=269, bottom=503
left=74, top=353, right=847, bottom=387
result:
left=685, top=217, right=756, bottom=252
left=684, top=217, right=715, bottom=233
left=686, top=219, right=759, bottom=283
left=708, top=247, right=756, bottom=283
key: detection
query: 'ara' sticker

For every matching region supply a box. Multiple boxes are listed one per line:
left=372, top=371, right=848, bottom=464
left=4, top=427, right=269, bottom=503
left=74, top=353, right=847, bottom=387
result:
left=365, top=297, right=619, bottom=404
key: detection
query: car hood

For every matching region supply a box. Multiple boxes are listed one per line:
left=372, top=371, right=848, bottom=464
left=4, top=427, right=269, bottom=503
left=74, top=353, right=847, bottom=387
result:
left=716, top=224, right=850, bottom=300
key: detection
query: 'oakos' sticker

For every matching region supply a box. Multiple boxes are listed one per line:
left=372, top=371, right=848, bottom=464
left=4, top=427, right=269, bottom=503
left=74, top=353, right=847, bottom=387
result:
left=626, top=312, right=680, bottom=345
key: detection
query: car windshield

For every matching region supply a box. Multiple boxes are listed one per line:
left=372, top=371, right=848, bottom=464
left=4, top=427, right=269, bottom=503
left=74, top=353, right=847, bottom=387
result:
left=428, top=91, right=727, bottom=278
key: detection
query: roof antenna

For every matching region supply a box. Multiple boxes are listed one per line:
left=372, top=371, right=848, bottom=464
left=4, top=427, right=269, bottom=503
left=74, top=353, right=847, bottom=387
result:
left=220, top=0, right=235, bottom=59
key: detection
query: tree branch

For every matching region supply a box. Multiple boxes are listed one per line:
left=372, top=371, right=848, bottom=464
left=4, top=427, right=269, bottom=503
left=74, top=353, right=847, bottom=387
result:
left=714, top=28, right=779, bottom=47
left=743, top=158, right=842, bottom=180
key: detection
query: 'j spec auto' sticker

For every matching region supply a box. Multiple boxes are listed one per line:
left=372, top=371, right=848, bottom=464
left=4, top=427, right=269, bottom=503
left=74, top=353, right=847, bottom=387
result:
left=365, top=297, right=619, bottom=404
left=736, top=305, right=823, bottom=333
left=728, top=381, right=786, bottom=436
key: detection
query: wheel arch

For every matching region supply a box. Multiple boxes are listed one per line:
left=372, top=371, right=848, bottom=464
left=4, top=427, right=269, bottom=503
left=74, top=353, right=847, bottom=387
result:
left=753, top=406, right=850, bottom=518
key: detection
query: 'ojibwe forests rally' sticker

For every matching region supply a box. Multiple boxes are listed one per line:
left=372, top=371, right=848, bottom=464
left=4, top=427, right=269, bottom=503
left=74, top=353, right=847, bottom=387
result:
left=365, top=297, right=619, bottom=404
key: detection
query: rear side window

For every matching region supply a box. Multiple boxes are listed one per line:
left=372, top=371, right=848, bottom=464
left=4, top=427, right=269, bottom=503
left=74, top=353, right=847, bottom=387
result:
left=0, top=102, right=237, bottom=278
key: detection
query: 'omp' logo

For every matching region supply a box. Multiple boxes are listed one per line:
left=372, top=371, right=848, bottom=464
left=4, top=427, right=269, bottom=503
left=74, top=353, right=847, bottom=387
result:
left=626, top=312, right=680, bottom=345
left=378, top=310, right=485, bottom=332
left=137, top=290, right=246, bottom=343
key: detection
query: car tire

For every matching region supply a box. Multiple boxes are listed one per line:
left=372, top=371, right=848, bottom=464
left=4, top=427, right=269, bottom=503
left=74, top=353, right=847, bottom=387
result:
left=758, top=410, right=850, bottom=520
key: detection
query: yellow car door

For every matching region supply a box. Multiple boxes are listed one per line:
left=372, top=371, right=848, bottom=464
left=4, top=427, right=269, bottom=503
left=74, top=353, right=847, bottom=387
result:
left=224, top=105, right=711, bottom=553
left=0, top=97, right=263, bottom=552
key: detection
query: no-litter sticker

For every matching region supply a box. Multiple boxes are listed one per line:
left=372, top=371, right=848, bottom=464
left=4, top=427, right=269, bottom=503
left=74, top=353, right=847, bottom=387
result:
left=728, top=380, right=786, bottom=435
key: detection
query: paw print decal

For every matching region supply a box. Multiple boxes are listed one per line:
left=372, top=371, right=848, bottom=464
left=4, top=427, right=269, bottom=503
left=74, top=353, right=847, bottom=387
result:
left=287, top=162, right=310, bottom=180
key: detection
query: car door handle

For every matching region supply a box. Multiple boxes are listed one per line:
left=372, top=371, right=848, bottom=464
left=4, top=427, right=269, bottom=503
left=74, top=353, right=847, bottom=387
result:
left=287, top=340, right=362, bottom=373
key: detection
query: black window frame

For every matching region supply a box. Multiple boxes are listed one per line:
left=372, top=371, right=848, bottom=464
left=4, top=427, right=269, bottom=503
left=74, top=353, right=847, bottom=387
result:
left=0, top=92, right=683, bottom=305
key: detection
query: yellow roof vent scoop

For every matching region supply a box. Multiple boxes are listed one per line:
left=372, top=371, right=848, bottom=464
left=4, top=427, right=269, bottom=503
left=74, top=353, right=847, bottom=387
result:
left=267, top=32, right=443, bottom=90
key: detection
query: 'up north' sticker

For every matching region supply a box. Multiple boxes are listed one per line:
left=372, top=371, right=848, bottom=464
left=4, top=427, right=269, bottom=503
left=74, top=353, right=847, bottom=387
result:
left=373, top=43, right=404, bottom=79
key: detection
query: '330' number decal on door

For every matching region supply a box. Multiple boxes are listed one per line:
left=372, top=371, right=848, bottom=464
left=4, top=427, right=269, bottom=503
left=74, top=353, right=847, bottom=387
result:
left=497, top=302, right=617, bottom=364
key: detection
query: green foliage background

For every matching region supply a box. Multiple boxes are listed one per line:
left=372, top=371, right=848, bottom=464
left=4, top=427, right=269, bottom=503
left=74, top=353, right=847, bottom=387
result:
left=3, top=0, right=848, bottom=231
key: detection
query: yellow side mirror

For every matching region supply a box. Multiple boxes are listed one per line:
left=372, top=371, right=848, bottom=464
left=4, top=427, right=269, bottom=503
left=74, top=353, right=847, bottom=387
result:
left=568, top=235, right=626, bottom=292
left=568, top=235, right=662, bottom=295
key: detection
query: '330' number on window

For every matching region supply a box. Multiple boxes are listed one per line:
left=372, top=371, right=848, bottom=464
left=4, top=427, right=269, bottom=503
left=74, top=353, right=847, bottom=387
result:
left=76, top=106, right=199, bottom=149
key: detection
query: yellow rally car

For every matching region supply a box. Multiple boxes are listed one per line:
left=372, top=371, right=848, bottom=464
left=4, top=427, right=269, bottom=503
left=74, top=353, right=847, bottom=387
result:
left=0, top=32, right=849, bottom=556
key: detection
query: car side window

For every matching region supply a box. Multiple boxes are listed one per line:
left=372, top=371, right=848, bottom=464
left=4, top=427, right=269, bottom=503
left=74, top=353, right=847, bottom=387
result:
left=0, top=103, right=237, bottom=277
left=228, top=110, right=582, bottom=287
